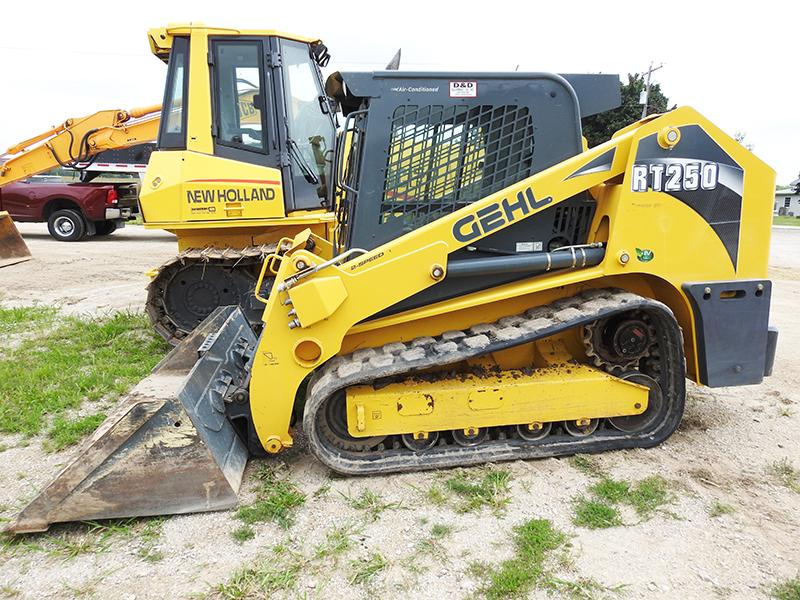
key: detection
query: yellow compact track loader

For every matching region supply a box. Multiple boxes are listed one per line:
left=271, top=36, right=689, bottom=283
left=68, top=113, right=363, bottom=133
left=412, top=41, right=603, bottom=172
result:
left=4, top=25, right=778, bottom=534
left=0, top=211, right=31, bottom=267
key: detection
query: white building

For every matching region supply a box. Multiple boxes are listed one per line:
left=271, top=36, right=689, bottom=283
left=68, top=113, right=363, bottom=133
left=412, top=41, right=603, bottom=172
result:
left=774, top=188, right=800, bottom=216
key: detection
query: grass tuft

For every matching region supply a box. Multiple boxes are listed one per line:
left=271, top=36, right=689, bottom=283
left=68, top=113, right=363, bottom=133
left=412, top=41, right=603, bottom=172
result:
left=343, top=488, right=400, bottom=520
left=772, top=459, right=800, bottom=493
left=569, top=454, right=605, bottom=478
left=0, top=311, right=169, bottom=440
left=0, top=306, right=57, bottom=335
left=480, top=519, right=566, bottom=599
left=235, top=466, right=305, bottom=529
left=231, top=526, right=255, bottom=543
left=44, top=413, right=107, bottom=452
left=572, top=498, right=622, bottom=529
left=445, top=468, right=511, bottom=513
left=572, top=475, right=674, bottom=528
left=708, top=501, right=735, bottom=518
left=771, top=576, right=800, bottom=600
left=349, top=552, right=388, bottom=585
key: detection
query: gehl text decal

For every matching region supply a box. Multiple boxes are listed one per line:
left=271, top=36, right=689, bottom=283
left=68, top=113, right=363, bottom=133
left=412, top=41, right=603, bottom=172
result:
left=453, top=187, right=552, bottom=243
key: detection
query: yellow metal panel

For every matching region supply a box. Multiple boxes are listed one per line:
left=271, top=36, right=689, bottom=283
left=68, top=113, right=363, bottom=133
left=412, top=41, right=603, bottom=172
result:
left=289, top=275, right=348, bottom=328
left=345, top=365, right=648, bottom=437
left=186, top=32, right=213, bottom=154
left=140, top=151, right=286, bottom=223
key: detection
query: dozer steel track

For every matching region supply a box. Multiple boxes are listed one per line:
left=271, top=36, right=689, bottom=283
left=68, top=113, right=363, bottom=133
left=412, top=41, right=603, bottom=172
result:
left=146, top=244, right=276, bottom=345
left=304, top=289, right=686, bottom=475
left=5, top=306, right=256, bottom=534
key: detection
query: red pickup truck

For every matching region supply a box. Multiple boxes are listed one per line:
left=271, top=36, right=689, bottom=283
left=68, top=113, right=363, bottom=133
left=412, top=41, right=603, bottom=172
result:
left=0, top=172, right=140, bottom=241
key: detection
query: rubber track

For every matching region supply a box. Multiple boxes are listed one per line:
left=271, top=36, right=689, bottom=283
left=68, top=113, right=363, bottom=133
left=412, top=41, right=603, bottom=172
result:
left=145, top=244, right=277, bottom=344
left=303, top=288, right=686, bottom=475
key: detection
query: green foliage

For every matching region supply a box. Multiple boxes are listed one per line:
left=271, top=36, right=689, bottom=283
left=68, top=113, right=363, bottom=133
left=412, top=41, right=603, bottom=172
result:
left=0, top=311, right=168, bottom=438
left=343, top=488, right=400, bottom=520
left=569, top=454, right=605, bottom=478
left=774, top=216, right=800, bottom=227
left=231, top=526, right=255, bottom=543
left=708, top=501, right=735, bottom=518
left=0, top=306, right=56, bottom=335
left=772, top=459, right=800, bottom=493
left=235, top=466, right=306, bottom=528
left=444, top=468, right=511, bottom=513
left=349, top=552, right=388, bottom=585
left=582, top=73, right=673, bottom=148
left=572, top=498, right=622, bottom=529
left=771, top=576, right=800, bottom=600
left=45, top=413, right=106, bottom=452
left=573, top=475, right=674, bottom=528
left=480, top=519, right=566, bottom=599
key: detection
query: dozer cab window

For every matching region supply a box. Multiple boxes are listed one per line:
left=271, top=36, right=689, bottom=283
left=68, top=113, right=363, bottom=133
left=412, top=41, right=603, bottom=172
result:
left=212, top=41, right=267, bottom=152
left=280, top=40, right=335, bottom=205
left=158, top=36, right=189, bottom=149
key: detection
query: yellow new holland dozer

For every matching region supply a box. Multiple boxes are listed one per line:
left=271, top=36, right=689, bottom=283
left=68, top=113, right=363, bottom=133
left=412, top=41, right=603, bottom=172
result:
left=4, top=24, right=778, bottom=534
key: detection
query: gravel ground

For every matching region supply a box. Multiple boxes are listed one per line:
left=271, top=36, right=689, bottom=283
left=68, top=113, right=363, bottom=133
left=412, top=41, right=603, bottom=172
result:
left=0, top=222, right=798, bottom=599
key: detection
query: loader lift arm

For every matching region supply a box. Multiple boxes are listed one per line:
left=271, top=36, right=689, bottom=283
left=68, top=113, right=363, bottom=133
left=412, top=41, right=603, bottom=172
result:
left=0, top=104, right=161, bottom=186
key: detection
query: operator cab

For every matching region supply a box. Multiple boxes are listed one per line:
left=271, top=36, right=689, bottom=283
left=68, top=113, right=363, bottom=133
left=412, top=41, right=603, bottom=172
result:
left=152, top=26, right=335, bottom=214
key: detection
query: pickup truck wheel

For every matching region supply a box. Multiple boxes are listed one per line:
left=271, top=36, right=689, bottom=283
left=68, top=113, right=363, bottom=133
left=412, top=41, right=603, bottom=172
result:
left=47, top=209, right=87, bottom=242
left=94, top=221, right=118, bottom=236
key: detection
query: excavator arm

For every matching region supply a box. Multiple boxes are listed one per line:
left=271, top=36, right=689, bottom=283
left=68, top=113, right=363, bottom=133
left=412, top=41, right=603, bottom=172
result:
left=0, top=104, right=161, bottom=186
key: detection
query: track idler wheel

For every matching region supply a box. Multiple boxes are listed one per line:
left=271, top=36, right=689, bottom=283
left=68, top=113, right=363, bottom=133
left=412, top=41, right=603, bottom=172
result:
left=563, top=418, right=600, bottom=437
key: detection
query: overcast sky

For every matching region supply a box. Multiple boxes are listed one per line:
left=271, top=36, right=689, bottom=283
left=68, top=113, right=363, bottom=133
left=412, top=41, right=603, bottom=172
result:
left=1, top=0, right=797, bottom=183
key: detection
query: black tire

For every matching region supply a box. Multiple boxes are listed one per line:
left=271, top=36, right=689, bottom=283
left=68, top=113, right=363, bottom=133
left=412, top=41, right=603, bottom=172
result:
left=94, top=220, right=118, bottom=236
left=47, top=209, right=87, bottom=242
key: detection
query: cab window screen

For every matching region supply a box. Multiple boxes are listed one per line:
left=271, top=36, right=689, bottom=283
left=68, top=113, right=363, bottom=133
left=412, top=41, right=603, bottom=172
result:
left=158, top=36, right=189, bottom=149
left=213, top=41, right=266, bottom=151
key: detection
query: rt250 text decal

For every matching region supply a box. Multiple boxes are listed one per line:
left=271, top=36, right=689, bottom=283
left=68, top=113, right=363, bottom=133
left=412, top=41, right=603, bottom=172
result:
left=631, top=161, right=719, bottom=193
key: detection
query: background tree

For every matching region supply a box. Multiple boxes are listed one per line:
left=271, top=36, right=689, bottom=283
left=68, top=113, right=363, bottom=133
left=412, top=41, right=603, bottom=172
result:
left=582, top=73, right=673, bottom=148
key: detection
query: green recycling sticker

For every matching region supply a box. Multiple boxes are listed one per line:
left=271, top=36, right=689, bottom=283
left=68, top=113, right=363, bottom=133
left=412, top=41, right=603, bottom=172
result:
left=635, top=248, right=654, bottom=262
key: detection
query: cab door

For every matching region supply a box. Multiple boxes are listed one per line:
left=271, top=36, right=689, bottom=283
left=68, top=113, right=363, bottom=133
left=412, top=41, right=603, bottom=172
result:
left=183, top=37, right=285, bottom=223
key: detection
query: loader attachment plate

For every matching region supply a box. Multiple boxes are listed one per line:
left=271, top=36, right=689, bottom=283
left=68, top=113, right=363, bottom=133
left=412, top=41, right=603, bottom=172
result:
left=0, top=211, right=31, bottom=268
left=5, top=306, right=257, bottom=534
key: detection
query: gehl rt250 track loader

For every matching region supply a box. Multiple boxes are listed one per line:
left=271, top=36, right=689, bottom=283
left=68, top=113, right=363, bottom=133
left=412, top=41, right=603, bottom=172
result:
left=4, top=25, right=778, bottom=534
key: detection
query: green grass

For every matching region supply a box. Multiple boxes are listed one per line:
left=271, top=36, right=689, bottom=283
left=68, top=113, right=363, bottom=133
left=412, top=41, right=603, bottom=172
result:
left=211, top=552, right=300, bottom=599
left=772, top=576, right=800, bottom=600
left=772, top=459, right=800, bottom=493
left=1, top=517, right=163, bottom=560
left=572, top=475, right=674, bottom=528
left=343, top=488, right=400, bottom=520
left=0, top=306, right=57, bottom=335
left=708, top=501, right=735, bottom=518
left=774, top=215, right=800, bottom=227
left=444, top=468, right=511, bottom=513
left=313, top=522, right=359, bottom=562
left=44, top=413, right=107, bottom=452
left=572, top=498, right=622, bottom=529
left=0, top=311, right=169, bottom=441
left=231, top=526, right=255, bottom=543
left=349, top=552, right=388, bottom=585
left=569, top=454, right=606, bottom=478
left=480, top=519, right=566, bottom=599
left=235, top=465, right=305, bottom=529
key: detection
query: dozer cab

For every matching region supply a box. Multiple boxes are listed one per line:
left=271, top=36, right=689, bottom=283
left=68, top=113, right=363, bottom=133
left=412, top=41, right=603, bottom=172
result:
left=5, top=32, right=778, bottom=533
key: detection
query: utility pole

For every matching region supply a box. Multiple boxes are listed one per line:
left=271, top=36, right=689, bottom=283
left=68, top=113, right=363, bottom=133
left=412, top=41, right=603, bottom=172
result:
left=640, top=62, right=664, bottom=119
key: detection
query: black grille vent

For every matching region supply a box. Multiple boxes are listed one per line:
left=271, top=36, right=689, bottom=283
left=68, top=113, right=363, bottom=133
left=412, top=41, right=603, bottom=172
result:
left=547, top=203, right=596, bottom=251
left=380, top=104, right=535, bottom=230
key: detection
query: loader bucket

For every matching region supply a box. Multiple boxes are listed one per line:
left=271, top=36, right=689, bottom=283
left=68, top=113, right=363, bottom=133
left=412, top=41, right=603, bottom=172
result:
left=0, top=211, right=31, bottom=268
left=4, top=306, right=257, bottom=534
